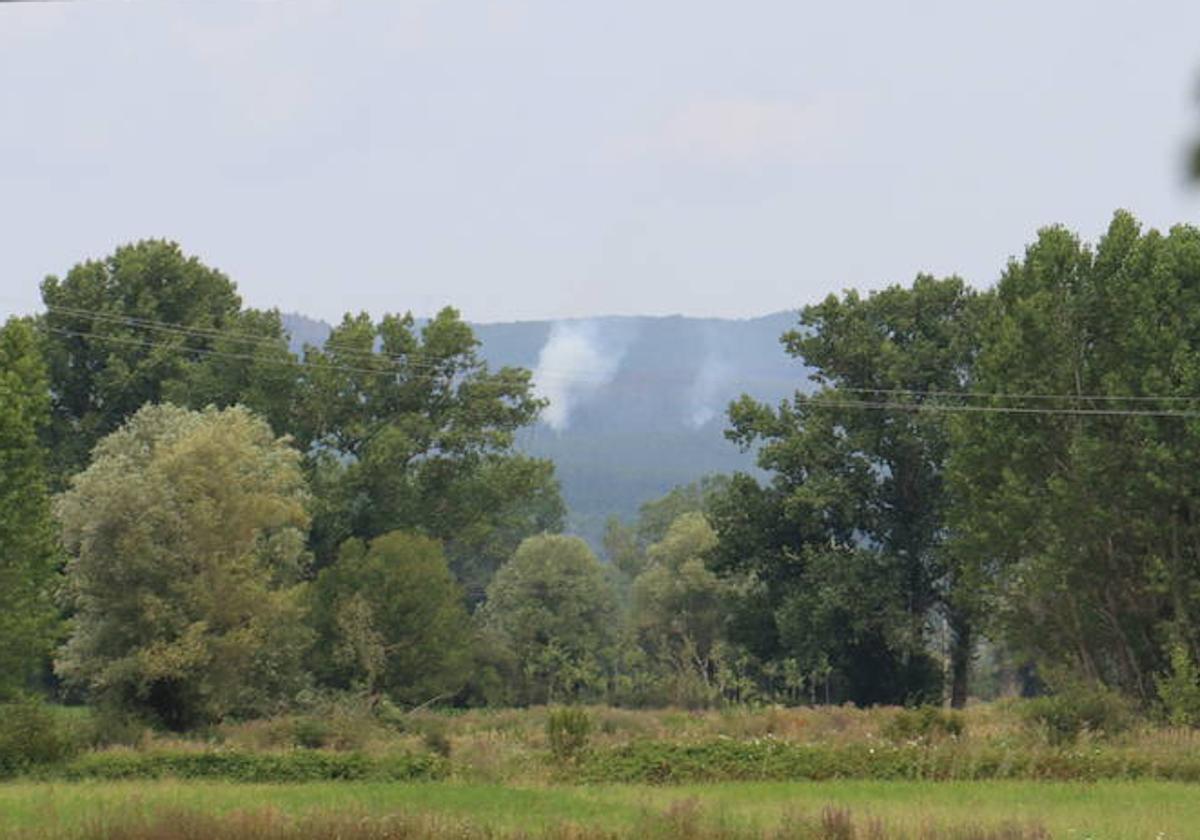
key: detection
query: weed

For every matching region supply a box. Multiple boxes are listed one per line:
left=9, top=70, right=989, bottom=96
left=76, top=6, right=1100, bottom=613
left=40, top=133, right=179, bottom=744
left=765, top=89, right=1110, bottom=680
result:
left=546, top=707, right=591, bottom=763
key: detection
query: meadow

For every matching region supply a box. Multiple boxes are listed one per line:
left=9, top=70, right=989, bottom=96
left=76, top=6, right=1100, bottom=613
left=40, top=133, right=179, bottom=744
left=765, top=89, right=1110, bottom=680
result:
left=3, top=779, right=1198, bottom=839
left=4, top=703, right=1200, bottom=838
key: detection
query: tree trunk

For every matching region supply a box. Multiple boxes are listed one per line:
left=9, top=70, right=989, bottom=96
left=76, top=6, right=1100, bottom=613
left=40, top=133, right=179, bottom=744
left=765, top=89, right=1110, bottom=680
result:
left=948, top=608, right=972, bottom=709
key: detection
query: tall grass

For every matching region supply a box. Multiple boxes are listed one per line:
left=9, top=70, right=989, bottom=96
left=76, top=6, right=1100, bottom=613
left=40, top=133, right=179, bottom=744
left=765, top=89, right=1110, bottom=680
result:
left=14, top=702, right=1200, bottom=785
left=3, top=780, right=1193, bottom=839
left=10, top=804, right=1048, bottom=840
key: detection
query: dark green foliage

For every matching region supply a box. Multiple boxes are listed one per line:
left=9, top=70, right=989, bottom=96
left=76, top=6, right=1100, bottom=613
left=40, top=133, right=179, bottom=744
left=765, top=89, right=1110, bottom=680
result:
left=574, top=738, right=1200, bottom=784
left=86, top=708, right=150, bottom=749
left=55, top=749, right=448, bottom=782
left=1019, top=684, right=1133, bottom=745
left=1156, top=642, right=1200, bottom=726
left=294, top=309, right=564, bottom=594
left=713, top=276, right=980, bottom=706
left=39, top=240, right=294, bottom=482
left=0, top=319, right=59, bottom=698
left=306, top=532, right=472, bottom=705
left=0, top=698, right=78, bottom=778
left=291, top=718, right=332, bottom=750
left=948, top=212, right=1200, bottom=702
left=546, top=707, right=592, bottom=762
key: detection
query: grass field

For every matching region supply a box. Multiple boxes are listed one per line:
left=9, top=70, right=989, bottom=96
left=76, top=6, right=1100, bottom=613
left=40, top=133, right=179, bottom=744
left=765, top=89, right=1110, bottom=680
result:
left=8, top=704, right=1200, bottom=837
left=2, top=780, right=1198, bottom=839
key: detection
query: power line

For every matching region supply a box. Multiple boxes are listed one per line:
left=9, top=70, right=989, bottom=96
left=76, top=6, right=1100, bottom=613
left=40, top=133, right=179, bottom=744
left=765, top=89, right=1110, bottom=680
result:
left=44, top=304, right=471, bottom=373
left=45, top=303, right=1200, bottom=403
left=42, top=327, right=723, bottom=392
left=833, top=386, right=1200, bottom=405
left=794, top=396, right=1200, bottom=419
left=46, top=328, right=1200, bottom=418
left=41, top=303, right=798, bottom=387
left=44, top=304, right=635, bottom=384
left=30, top=298, right=1200, bottom=408
left=45, top=328, right=532, bottom=388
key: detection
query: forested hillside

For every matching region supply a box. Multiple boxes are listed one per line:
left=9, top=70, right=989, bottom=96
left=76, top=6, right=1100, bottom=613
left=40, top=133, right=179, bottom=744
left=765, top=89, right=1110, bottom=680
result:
left=282, top=311, right=805, bottom=541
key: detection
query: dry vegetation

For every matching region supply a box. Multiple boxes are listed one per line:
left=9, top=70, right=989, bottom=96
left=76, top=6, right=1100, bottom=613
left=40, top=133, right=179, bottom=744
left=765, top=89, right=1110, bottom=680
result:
left=8, top=803, right=1049, bottom=840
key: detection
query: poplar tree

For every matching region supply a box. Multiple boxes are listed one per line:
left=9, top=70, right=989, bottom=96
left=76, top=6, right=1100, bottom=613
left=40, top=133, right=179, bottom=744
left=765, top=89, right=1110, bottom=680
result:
left=0, top=319, right=59, bottom=698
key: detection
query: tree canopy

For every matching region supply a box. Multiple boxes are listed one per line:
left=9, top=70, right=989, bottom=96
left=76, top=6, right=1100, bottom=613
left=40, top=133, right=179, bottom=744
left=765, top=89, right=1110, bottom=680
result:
left=480, top=534, right=619, bottom=704
left=295, top=309, right=565, bottom=594
left=39, top=240, right=294, bottom=482
left=711, top=275, right=980, bottom=705
left=307, top=531, right=472, bottom=705
left=0, top=318, right=60, bottom=698
left=948, top=211, right=1200, bottom=701
left=55, top=404, right=311, bottom=728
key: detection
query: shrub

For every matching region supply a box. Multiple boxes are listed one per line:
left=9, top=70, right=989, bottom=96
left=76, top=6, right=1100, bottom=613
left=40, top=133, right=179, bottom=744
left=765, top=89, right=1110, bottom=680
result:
left=418, top=720, right=452, bottom=758
left=1019, top=683, right=1132, bottom=745
left=291, top=717, right=331, bottom=749
left=58, top=749, right=448, bottom=782
left=546, top=706, right=591, bottom=762
left=1156, top=642, right=1200, bottom=727
left=87, top=706, right=150, bottom=748
left=0, top=697, right=76, bottom=777
left=881, top=706, right=965, bottom=743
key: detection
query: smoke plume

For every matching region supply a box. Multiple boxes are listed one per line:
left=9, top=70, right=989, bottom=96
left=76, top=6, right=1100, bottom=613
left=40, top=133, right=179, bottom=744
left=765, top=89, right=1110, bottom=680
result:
left=532, top=321, right=628, bottom=432
left=686, top=352, right=734, bottom=429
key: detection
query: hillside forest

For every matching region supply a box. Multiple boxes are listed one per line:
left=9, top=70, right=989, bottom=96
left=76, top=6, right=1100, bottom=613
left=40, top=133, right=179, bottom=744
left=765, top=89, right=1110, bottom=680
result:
left=8, top=208, right=1200, bottom=732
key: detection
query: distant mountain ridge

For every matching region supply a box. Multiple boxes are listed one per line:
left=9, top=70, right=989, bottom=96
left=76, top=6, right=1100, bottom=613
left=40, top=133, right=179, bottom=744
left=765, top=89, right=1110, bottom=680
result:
left=281, top=311, right=809, bottom=542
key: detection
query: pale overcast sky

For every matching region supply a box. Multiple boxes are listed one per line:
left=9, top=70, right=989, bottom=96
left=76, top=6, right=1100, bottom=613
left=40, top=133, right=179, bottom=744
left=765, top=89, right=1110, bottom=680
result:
left=2, top=0, right=1199, bottom=324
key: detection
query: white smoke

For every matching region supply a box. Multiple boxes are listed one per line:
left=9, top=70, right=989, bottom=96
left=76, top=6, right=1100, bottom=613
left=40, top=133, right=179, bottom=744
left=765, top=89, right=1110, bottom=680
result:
left=533, top=321, right=627, bottom=432
left=686, top=353, right=734, bottom=429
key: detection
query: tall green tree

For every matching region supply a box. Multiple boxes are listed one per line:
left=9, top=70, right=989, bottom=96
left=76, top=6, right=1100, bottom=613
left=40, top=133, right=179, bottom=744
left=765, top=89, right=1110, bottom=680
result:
left=295, top=309, right=564, bottom=595
left=55, top=404, right=312, bottom=728
left=0, top=319, right=59, bottom=698
left=39, top=240, right=295, bottom=482
left=712, top=275, right=980, bottom=705
left=949, top=211, right=1200, bottom=701
left=602, top=475, right=730, bottom=579
left=307, top=532, right=472, bottom=704
left=480, top=534, right=619, bottom=704
left=631, top=512, right=737, bottom=706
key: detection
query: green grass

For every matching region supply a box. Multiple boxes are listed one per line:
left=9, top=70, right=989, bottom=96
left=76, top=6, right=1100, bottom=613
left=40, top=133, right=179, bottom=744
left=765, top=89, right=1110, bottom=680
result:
left=2, top=780, right=1198, bottom=839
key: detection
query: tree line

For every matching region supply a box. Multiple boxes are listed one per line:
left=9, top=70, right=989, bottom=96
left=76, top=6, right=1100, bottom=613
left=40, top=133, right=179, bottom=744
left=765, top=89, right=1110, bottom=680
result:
left=5, top=210, right=1200, bottom=727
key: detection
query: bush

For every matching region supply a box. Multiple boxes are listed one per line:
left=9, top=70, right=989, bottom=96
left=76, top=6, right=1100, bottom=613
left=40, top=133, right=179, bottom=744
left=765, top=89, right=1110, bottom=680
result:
left=0, top=698, right=77, bottom=777
left=85, top=706, right=149, bottom=749
left=414, top=718, right=453, bottom=758
left=291, top=717, right=332, bottom=749
left=881, top=706, right=965, bottom=744
left=1019, top=683, right=1132, bottom=745
left=1156, top=642, right=1200, bottom=727
left=57, top=749, right=448, bottom=782
left=546, top=706, right=591, bottom=762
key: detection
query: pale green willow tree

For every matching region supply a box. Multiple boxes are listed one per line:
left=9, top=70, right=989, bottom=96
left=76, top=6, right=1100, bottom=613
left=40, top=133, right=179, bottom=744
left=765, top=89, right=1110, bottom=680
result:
left=0, top=318, right=59, bottom=698
left=55, top=404, right=312, bottom=728
left=631, top=512, right=738, bottom=707
left=480, top=534, right=619, bottom=704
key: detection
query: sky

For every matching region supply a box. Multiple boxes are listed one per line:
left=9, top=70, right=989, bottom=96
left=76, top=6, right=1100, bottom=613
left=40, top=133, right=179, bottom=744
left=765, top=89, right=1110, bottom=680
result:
left=2, top=0, right=1199, bottom=325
